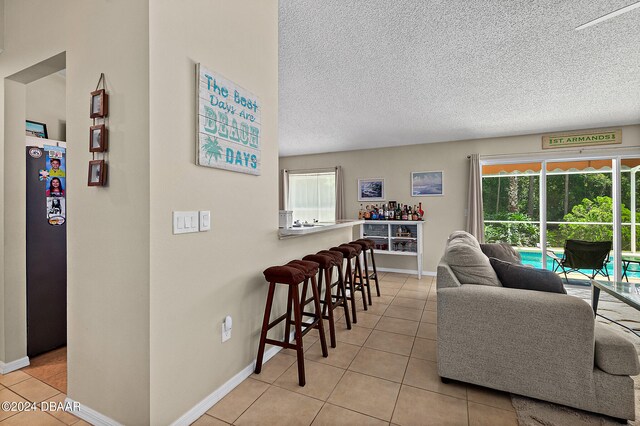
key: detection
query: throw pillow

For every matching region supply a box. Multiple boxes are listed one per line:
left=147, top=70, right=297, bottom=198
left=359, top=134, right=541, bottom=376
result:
left=443, top=239, right=502, bottom=286
left=480, top=243, right=522, bottom=264
left=489, top=258, right=567, bottom=294
left=447, top=230, right=481, bottom=249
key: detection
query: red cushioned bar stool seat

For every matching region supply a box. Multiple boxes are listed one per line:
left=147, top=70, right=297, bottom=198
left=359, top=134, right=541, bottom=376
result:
left=255, top=261, right=328, bottom=387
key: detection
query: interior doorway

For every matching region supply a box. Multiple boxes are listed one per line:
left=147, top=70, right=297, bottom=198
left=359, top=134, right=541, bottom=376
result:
left=4, top=53, right=68, bottom=393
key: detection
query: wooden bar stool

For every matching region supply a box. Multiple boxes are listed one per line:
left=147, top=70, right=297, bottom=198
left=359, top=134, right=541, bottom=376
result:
left=317, top=249, right=351, bottom=331
left=302, top=253, right=340, bottom=348
left=255, top=260, right=328, bottom=387
left=356, top=238, right=381, bottom=297
left=333, top=244, right=367, bottom=314
left=343, top=243, right=370, bottom=307
left=350, top=240, right=374, bottom=305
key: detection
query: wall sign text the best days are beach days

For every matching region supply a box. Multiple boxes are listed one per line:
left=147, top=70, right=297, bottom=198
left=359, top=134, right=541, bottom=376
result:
left=196, top=64, right=261, bottom=175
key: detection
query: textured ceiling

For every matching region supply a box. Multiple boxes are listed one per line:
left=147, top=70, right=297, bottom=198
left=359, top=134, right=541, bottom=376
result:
left=278, top=0, right=640, bottom=156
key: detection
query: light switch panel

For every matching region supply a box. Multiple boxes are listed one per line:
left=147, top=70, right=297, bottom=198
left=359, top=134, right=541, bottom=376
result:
left=199, top=210, right=211, bottom=231
left=173, top=211, right=199, bottom=234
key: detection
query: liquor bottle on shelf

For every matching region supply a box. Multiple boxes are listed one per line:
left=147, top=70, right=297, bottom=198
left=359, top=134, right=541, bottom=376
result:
left=412, top=206, right=418, bottom=221
left=418, top=202, right=424, bottom=218
left=364, top=205, right=371, bottom=220
left=401, top=206, right=408, bottom=220
left=358, top=204, right=363, bottom=220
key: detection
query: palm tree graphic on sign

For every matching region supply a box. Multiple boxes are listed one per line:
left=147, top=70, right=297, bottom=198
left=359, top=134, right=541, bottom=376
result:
left=203, top=136, right=223, bottom=164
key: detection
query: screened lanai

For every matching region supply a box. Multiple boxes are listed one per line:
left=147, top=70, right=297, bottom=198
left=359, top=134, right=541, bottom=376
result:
left=482, top=157, right=640, bottom=283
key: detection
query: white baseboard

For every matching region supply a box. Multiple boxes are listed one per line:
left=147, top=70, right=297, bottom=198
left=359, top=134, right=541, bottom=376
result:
left=374, top=266, right=436, bottom=277
left=170, top=344, right=282, bottom=426
left=63, top=397, right=123, bottom=426
left=0, top=356, right=29, bottom=374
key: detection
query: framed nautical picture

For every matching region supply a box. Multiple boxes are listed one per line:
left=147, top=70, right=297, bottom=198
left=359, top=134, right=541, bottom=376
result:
left=358, top=178, right=385, bottom=201
left=411, top=171, right=444, bottom=196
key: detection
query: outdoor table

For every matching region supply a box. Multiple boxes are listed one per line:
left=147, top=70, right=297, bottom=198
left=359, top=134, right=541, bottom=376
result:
left=622, top=255, right=640, bottom=282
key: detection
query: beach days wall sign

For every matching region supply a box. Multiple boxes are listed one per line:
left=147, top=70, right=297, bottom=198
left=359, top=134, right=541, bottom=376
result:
left=196, top=64, right=261, bottom=175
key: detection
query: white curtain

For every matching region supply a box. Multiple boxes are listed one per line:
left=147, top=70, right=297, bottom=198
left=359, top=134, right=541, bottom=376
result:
left=280, top=169, right=289, bottom=210
left=466, top=154, right=485, bottom=242
left=287, top=169, right=336, bottom=223
left=335, top=166, right=345, bottom=220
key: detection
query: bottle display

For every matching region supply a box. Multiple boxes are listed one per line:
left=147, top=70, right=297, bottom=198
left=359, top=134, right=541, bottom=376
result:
left=361, top=201, right=424, bottom=221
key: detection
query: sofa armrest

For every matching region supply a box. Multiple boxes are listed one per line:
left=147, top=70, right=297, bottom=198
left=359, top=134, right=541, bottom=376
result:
left=436, top=261, right=461, bottom=289
left=437, top=284, right=597, bottom=401
left=594, top=322, right=640, bottom=376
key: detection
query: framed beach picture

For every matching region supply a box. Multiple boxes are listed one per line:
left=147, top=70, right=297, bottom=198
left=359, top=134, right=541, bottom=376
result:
left=358, top=178, right=385, bottom=201
left=26, top=120, right=48, bottom=138
left=412, top=171, right=444, bottom=196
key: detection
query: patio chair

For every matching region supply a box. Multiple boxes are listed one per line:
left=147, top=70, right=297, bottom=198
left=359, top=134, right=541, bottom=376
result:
left=547, top=239, right=612, bottom=283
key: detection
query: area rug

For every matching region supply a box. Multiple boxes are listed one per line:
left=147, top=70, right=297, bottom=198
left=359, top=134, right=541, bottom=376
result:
left=511, top=284, right=640, bottom=426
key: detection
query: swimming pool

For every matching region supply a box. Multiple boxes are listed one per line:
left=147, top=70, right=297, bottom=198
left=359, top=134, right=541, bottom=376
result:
left=518, top=250, right=640, bottom=279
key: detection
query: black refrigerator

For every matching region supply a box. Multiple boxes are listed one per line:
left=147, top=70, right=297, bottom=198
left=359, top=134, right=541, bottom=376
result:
left=25, top=144, right=67, bottom=357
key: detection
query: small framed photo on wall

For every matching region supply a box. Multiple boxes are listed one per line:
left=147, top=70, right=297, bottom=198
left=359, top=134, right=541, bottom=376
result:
left=26, top=120, right=48, bottom=138
left=358, top=178, right=385, bottom=202
left=87, top=160, right=107, bottom=186
left=90, top=89, right=108, bottom=118
left=89, top=124, right=108, bottom=152
left=411, top=171, right=444, bottom=196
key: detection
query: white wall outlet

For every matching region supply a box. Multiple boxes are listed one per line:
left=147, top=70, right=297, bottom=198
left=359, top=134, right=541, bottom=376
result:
left=173, top=211, right=199, bottom=234
left=221, top=315, right=232, bottom=342
left=199, top=210, right=211, bottom=231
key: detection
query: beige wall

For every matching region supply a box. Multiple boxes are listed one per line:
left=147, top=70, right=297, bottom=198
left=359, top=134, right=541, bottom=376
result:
left=0, top=1, right=150, bottom=424
left=26, top=72, right=66, bottom=141
left=148, top=0, right=351, bottom=423
left=281, top=125, right=640, bottom=273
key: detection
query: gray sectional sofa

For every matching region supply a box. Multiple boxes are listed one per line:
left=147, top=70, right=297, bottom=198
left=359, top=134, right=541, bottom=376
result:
left=436, top=231, right=639, bottom=421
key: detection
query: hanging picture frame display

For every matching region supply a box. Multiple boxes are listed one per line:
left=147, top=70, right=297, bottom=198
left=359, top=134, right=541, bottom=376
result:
left=87, top=160, right=107, bottom=186
left=196, top=63, right=261, bottom=176
left=358, top=178, right=385, bottom=202
left=89, top=124, right=108, bottom=152
left=90, top=89, right=108, bottom=118
left=411, top=171, right=444, bottom=196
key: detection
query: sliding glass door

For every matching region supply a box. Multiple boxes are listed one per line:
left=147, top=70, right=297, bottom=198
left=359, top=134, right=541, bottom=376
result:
left=482, top=156, right=640, bottom=283
left=482, top=162, right=541, bottom=267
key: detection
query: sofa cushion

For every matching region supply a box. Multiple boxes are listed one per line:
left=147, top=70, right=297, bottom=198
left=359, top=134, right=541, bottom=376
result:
left=443, top=239, right=501, bottom=286
left=447, top=230, right=481, bottom=249
left=480, top=243, right=522, bottom=264
left=489, top=258, right=567, bottom=294
left=594, top=323, right=640, bottom=376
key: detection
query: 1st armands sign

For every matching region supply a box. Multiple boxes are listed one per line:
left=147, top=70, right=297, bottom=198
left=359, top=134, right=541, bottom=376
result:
left=542, top=129, right=622, bottom=149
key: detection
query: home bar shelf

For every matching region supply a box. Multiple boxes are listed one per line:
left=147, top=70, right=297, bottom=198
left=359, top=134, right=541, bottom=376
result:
left=360, top=220, right=424, bottom=278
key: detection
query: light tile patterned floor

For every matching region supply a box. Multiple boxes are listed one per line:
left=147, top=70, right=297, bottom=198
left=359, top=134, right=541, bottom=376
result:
left=198, top=272, right=518, bottom=426
left=0, top=273, right=519, bottom=425
left=0, top=347, right=84, bottom=425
